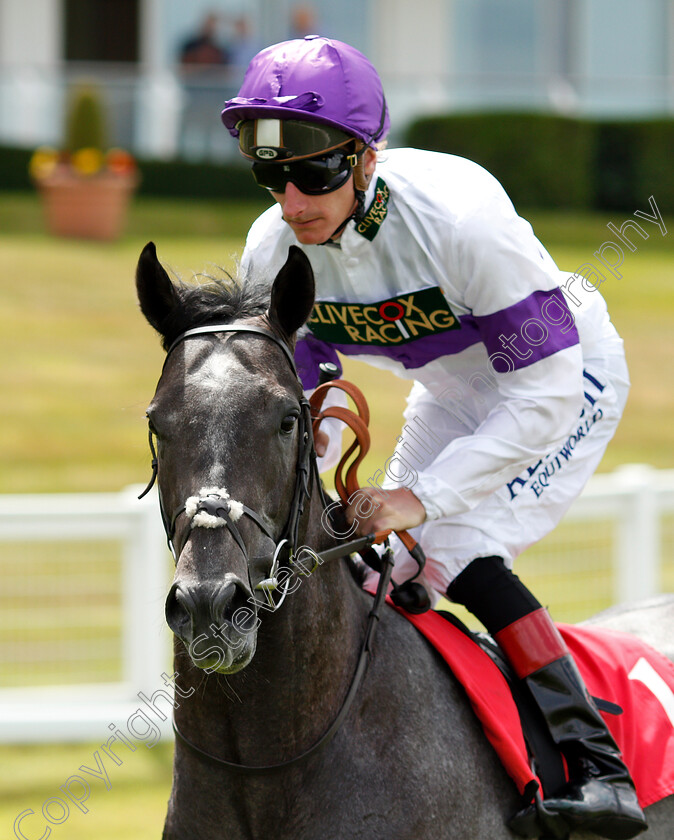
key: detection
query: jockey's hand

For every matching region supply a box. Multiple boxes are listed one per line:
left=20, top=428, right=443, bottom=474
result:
left=314, top=428, right=329, bottom=457
left=346, top=487, right=426, bottom=536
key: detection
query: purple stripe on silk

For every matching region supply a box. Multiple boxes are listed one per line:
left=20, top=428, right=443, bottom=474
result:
left=295, top=333, right=343, bottom=390
left=297, top=288, right=579, bottom=382
left=474, top=288, right=579, bottom=371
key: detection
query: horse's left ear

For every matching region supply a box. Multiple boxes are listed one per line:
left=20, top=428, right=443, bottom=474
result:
left=268, top=246, right=315, bottom=338
left=136, top=241, right=180, bottom=338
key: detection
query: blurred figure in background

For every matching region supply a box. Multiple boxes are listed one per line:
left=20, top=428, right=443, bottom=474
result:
left=179, top=13, right=229, bottom=68
left=228, top=16, right=262, bottom=70
left=290, top=4, right=318, bottom=38
left=178, top=12, right=230, bottom=160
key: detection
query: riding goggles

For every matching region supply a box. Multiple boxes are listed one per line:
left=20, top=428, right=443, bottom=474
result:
left=237, top=118, right=354, bottom=162
left=251, top=147, right=362, bottom=195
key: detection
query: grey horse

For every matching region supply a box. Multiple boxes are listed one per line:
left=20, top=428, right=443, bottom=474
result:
left=136, top=242, right=674, bottom=840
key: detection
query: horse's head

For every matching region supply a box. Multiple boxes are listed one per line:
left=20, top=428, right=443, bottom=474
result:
left=136, top=242, right=315, bottom=674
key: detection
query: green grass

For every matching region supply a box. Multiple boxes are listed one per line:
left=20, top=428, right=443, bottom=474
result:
left=1, top=191, right=673, bottom=838
left=2, top=741, right=173, bottom=840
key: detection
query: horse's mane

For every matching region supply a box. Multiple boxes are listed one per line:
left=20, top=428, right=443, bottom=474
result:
left=159, top=269, right=271, bottom=351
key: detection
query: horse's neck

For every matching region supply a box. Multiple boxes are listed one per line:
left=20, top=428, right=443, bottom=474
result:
left=179, top=492, right=368, bottom=764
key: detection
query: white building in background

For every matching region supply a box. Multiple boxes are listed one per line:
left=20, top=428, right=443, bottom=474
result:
left=1, top=0, right=674, bottom=161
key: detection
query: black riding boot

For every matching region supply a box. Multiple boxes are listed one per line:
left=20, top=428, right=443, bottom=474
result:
left=496, top=610, right=647, bottom=839
left=447, top=557, right=647, bottom=840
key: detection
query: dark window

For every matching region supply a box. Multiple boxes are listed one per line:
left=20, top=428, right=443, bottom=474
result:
left=64, top=0, right=139, bottom=62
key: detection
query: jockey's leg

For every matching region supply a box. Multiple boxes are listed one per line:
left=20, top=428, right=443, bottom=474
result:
left=447, top=555, right=647, bottom=840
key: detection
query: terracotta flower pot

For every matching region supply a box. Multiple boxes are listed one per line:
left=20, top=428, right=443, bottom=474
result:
left=37, top=170, right=139, bottom=241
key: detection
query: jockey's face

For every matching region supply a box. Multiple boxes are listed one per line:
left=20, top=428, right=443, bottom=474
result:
left=271, top=147, right=377, bottom=245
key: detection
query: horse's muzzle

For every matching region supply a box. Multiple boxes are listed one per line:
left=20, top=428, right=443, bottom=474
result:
left=165, top=578, right=258, bottom=673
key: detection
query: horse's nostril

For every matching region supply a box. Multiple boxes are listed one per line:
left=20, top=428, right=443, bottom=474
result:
left=165, top=583, right=193, bottom=637
left=212, top=581, right=249, bottom=626
left=165, top=580, right=253, bottom=643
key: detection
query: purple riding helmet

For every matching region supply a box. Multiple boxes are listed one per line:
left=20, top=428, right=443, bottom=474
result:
left=221, top=35, right=390, bottom=156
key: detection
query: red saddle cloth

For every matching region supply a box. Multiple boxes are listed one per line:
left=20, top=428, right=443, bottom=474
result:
left=392, top=602, right=674, bottom=808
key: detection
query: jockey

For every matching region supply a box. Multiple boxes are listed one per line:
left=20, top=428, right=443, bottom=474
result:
left=221, top=36, right=646, bottom=839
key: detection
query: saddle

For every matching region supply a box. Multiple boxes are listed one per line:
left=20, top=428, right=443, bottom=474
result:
left=390, top=599, right=674, bottom=812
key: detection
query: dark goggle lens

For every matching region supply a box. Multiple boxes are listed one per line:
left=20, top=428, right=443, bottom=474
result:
left=251, top=150, right=354, bottom=195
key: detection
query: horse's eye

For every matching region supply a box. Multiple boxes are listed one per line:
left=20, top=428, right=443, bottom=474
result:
left=280, top=413, right=299, bottom=434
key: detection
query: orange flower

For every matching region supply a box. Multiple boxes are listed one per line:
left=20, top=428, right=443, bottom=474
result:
left=106, top=147, right=136, bottom=175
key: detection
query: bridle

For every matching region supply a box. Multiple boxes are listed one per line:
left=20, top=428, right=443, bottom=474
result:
left=139, top=320, right=397, bottom=773
left=141, top=322, right=374, bottom=603
left=139, top=323, right=313, bottom=563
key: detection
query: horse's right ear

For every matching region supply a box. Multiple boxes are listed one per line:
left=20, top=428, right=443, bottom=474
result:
left=268, top=246, right=315, bottom=339
left=136, top=242, right=178, bottom=335
left=136, top=242, right=180, bottom=337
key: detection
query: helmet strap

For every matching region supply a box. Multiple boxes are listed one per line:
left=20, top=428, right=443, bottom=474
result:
left=353, top=187, right=367, bottom=223
left=318, top=143, right=371, bottom=245
left=349, top=141, right=370, bottom=192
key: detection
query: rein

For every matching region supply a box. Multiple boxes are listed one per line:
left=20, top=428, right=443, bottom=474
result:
left=142, top=320, right=396, bottom=774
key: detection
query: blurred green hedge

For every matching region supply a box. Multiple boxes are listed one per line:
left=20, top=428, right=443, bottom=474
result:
left=4, top=114, right=674, bottom=211
left=0, top=146, right=260, bottom=201
left=135, top=157, right=261, bottom=200
left=403, top=113, right=674, bottom=213
left=404, top=112, right=596, bottom=210
left=1, top=146, right=33, bottom=191
left=594, top=119, right=674, bottom=213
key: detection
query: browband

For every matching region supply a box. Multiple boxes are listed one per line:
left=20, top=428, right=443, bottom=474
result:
left=164, top=323, right=298, bottom=378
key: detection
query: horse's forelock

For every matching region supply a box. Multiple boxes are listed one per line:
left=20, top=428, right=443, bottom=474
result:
left=159, top=272, right=271, bottom=351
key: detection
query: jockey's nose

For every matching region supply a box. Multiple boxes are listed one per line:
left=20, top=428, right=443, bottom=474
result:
left=281, top=181, right=308, bottom=213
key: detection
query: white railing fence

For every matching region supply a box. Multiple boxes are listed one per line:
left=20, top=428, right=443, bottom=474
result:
left=1, top=465, right=673, bottom=744
left=565, top=463, right=674, bottom=604
left=0, top=486, right=171, bottom=743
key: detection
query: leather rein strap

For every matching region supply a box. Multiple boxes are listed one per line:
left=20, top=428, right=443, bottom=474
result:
left=309, top=378, right=426, bottom=563
left=310, top=378, right=372, bottom=503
